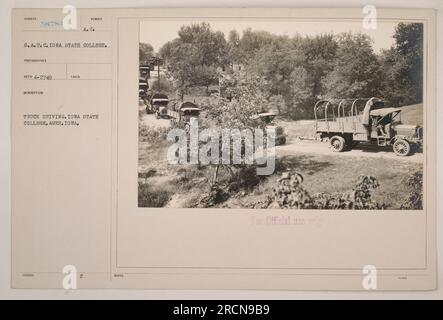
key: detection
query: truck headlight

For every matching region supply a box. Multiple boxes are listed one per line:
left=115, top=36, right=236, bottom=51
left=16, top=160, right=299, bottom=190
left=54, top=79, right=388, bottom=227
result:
left=416, top=127, right=423, bottom=140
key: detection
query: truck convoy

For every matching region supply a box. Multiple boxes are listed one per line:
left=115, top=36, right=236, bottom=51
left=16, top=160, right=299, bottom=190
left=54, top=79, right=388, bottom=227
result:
left=145, top=96, right=201, bottom=132
left=314, top=97, right=423, bottom=156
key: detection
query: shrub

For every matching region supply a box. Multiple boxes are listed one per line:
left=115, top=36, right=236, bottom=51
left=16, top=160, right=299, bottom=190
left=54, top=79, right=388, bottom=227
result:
left=401, top=168, right=423, bottom=210
left=189, top=164, right=262, bottom=207
left=272, top=172, right=385, bottom=209
left=225, top=165, right=262, bottom=192
left=139, top=125, right=169, bottom=143
left=194, top=185, right=230, bottom=208
left=138, top=182, right=172, bottom=207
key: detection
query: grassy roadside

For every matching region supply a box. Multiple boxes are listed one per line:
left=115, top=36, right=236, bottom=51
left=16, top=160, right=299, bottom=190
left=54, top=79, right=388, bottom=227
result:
left=138, top=120, right=422, bottom=209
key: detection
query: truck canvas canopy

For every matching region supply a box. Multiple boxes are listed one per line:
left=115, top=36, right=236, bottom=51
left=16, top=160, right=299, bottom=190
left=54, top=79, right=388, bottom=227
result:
left=151, top=93, right=169, bottom=106
left=370, top=108, right=401, bottom=117
left=180, top=102, right=198, bottom=110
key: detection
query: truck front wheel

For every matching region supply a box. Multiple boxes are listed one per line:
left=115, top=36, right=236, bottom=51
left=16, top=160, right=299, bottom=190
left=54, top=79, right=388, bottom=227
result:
left=393, top=139, right=411, bottom=156
left=276, top=137, right=286, bottom=145
left=330, top=136, right=346, bottom=152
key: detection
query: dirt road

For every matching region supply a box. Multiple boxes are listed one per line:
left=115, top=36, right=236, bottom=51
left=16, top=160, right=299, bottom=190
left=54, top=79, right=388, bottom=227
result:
left=276, top=139, right=423, bottom=163
left=138, top=108, right=423, bottom=163
left=277, top=119, right=423, bottom=163
left=139, top=106, right=171, bottom=129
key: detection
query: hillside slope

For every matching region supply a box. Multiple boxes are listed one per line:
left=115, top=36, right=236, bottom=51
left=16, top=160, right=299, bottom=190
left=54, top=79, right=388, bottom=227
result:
left=399, top=104, right=423, bottom=126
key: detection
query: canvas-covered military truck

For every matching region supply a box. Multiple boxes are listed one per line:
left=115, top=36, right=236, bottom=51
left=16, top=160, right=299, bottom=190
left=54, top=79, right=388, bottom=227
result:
left=168, top=101, right=201, bottom=132
left=251, top=112, right=287, bottom=145
left=139, top=78, right=149, bottom=98
left=314, top=97, right=423, bottom=156
left=149, top=93, right=169, bottom=118
left=139, top=64, right=151, bottom=80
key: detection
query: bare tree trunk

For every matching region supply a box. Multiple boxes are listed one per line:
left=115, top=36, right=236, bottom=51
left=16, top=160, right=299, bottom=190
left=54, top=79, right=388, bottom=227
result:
left=179, top=87, right=185, bottom=102
left=212, top=165, right=220, bottom=186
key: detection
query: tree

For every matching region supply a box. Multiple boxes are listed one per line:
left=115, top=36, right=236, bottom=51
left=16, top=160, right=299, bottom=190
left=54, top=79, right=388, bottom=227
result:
left=205, top=71, right=269, bottom=130
left=248, top=44, right=303, bottom=97
left=200, top=71, right=271, bottom=188
left=380, top=23, right=423, bottom=106
left=290, top=66, right=315, bottom=119
left=268, top=95, right=287, bottom=115
left=159, top=23, right=228, bottom=100
left=168, top=42, right=196, bottom=100
left=242, top=34, right=337, bottom=119
left=177, top=23, right=228, bottom=66
left=227, top=30, right=241, bottom=64
left=322, top=33, right=383, bottom=99
left=300, top=34, right=337, bottom=99
left=235, top=29, right=288, bottom=64
left=192, top=65, right=219, bottom=93
left=139, top=42, right=154, bottom=63
left=159, top=40, right=177, bottom=64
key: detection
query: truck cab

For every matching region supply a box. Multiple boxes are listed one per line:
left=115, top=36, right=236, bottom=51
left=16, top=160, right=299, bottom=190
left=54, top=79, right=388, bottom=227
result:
left=314, top=97, right=422, bottom=156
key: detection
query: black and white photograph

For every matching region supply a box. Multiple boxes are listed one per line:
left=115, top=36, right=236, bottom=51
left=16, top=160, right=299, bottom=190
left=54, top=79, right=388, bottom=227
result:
left=4, top=3, right=440, bottom=297
left=138, top=19, right=424, bottom=210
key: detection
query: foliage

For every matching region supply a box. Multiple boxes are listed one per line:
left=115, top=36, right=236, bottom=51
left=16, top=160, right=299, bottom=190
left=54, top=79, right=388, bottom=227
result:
left=191, top=65, right=220, bottom=93
left=400, top=167, right=423, bottom=209
left=240, top=33, right=337, bottom=119
left=159, top=23, right=228, bottom=100
left=289, top=66, right=315, bottom=119
left=139, top=42, right=154, bottom=63
left=272, top=172, right=313, bottom=209
left=138, top=125, right=169, bottom=143
left=322, top=33, right=383, bottom=99
left=380, top=23, right=423, bottom=107
left=204, top=71, right=269, bottom=130
left=193, top=71, right=271, bottom=189
left=150, top=74, right=174, bottom=93
left=272, top=172, right=386, bottom=209
left=158, top=22, right=423, bottom=119
left=268, top=94, right=287, bottom=115
left=194, top=185, right=230, bottom=208
left=232, top=29, right=289, bottom=64
left=138, top=182, right=172, bottom=207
